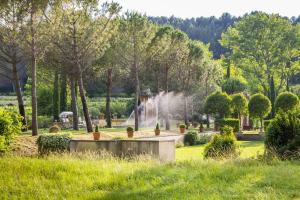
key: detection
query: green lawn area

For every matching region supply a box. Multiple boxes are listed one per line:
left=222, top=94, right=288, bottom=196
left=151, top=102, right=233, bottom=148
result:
left=1, top=141, right=300, bottom=199
left=177, top=141, right=264, bottom=161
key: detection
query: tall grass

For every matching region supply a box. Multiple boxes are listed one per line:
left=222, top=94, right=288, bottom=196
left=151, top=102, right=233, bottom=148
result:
left=0, top=154, right=299, bottom=199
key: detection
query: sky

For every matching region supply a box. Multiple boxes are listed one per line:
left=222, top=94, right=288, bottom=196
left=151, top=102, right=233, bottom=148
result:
left=113, top=0, right=300, bottom=18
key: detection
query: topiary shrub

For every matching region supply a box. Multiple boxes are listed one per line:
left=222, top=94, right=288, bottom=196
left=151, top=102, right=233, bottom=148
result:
left=126, top=126, right=133, bottom=132
left=248, top=93, right=271, bottom=132
left=204, top=91, right=231, bottom=118
left=36, top=134, right=71, bottom=155
left=204, top=126, right=239, bottom=159
left=179, top=124, right=186, bottom=129
left=49, top=125, right=61, bottom=133
left=184, top=131, right=199, bottom=146
left=0, top=108, right=22, bottom=153
left=265, top=111, right=300, bottom=159
left=219, top=118, right=240, bottom=133
left=221, top=77, right=247, bottom=94
left=275, top=92, right=299, bottom=113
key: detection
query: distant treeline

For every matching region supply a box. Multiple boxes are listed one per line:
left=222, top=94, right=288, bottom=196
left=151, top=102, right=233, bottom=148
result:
left=149, top=13, right=300, bottom=59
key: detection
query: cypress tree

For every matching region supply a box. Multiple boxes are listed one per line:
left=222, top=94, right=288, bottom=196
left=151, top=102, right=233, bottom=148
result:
left=53, top=71, right=60, bottom=121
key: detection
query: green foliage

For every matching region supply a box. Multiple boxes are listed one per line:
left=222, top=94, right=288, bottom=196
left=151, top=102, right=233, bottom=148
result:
left=184, top=131, right=199, bottom=146
left=221, top=12, right=298, bottom=98
left=179, top=124, right=186, bottom=129
left=204, top=126, right=239, bottom=159
left=49, top=125, right=61, bottom=133
left=0, top=108, right=22, bottom=152
left=275, top=92, right=299, bottom=112
left=37, top=87, right=53, bottom=116
left=248, top=94, right=271, bottom=119
left=36, top=134, right=71, bottom=155
left=155, top=123, right=159, bottom=130
left=126, top=126, right=133, bottom=132
left=219, top=118, right=240, bottom=133
left=37, top=116, right=52, bottom=129
left=265, top=111, right=300, bottom=159
left=95, top=125, right=99, bottom=133
left=222, top=77, right=247, bottom=94
left=231, top=93, right=248, bottom=116
left=204, top=91, right=231, bottom=117
left=197, top=134, right=212, bottom=145
left=264, top=120, right=272, bottom=132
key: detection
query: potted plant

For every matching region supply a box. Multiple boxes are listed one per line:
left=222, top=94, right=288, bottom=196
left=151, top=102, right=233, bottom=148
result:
left=199, top=122, right=204, bottom=133
left=179, top=124, right=186, bottom=134
left=127, top=126, right=134, bottom=138
left=93, top=125, right=100, bottom=140
left=154, top=123, right=160, bottom=136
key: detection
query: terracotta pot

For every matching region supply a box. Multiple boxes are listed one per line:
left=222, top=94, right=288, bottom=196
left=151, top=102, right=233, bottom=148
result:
left=93, top=132, right=100, bottom=140
left=127, top=130, right=134, bottom=138
left=179, top=127, right=186, bottom=134
left=155, top=129, right=160, bottom=136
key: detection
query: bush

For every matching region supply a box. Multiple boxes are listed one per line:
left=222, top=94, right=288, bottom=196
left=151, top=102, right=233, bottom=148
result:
left=36, top=134, right=71, bottom=155
left=248, top=93, right=271, bottom=130
left=179, top=124, right=186, bottom=129
left=264, top=120, right=272, bottom=132
left=184, top=131, right=199, bottom=146
left=275, top=92, right=299, bottom=112
left=197, top=134, right=212, bottom=144
left=0, top=108, right=22, bottom=152
left=265, top=111, right=300, bottom=159
left=231, top=93, right=248, bottom=117
left=219, top=118, right=240, bottom=133
left=38, top=116, right=52, bottom=128
left=204, top=91, right=231, bottom=118
left=204, top=126, right=239, bottom=159
left=127, top=126, right=133, bottom=132
left=49, top=125, right=61, bottom=133
left=221, top=77, right=247, bottom=94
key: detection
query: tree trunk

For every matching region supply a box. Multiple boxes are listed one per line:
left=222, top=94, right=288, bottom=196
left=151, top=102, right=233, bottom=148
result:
left=12, top=62, right=27, bottom=131
left=106, top=68, right=112, bottom=128
left=206, top=114, right=210, bottom=128
left=53, top=71, right=60, bottom=122
left=184, top=96, right=188, bottom=128
left=60, top=73, right=67, bottom=112
left=260, top=117, right=263, bottom=133
left=30, top=10, right=38, bottom=136
left=133, top=61, right=140, bottom=131
left=270, top=76, right=276, bottom=117
left=164, top=66, right=170, bottom=130
left=70, top=76, right=79, bottom=130
left=77, top=74, right=93, bottom=132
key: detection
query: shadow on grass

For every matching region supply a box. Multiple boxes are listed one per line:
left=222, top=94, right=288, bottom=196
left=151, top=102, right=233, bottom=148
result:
left=239, top=141, right=264, bottom=148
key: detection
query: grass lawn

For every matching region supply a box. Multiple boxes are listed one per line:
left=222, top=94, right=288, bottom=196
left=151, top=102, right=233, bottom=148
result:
left=2, top=140, right=300, bottom=199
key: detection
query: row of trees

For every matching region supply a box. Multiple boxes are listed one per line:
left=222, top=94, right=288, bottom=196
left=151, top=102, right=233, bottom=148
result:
left=205, top=91, right=299, bottom=131
left=0, top=0, right=221, bottom=135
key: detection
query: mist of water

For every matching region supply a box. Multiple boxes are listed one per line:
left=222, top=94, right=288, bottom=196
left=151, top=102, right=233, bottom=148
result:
left=124, top=91, right=186, bottom=128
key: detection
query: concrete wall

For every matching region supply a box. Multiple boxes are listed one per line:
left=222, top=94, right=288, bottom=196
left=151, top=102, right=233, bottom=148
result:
left=69, top=139, right=175, bottom=162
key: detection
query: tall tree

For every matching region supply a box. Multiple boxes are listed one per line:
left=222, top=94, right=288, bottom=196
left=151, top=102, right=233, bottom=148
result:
left=47, top=0, right=120, bottom=132
left=0, top=0, right=27, bottom=130
left=119, top=12, right=155, bottom=131
left=221, top=12, right=300, bottom=117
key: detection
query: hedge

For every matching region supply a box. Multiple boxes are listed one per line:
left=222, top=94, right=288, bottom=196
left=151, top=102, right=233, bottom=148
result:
left=36, top=134, right=71, bottom=155
left=264, top=120, right=272, bottom=132
left=217, top=118, right=240, bottom=133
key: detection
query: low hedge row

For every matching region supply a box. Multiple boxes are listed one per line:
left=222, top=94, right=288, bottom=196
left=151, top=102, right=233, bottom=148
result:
left=36, top=134, right=71, bottom=155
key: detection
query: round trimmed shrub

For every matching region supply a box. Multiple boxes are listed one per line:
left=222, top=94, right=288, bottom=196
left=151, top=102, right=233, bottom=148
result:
left=221, top=77, right=247, bottom=94
left=36, top=134, right=71, bottom=155
left=204, top=126, right=239, bottom=159
left=204, top=91, right=231, bottom=118
left=275, top=92, right=299, bottom=112
left=231, top=93, right=248, bottom=117
left=265, top=111, right=300, bottom=159
left=184, top=131, right=199, bottom=146
left=248, top=93, right=271, bottom=130
left=0, top=108, right=22, bottom=152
